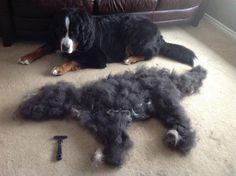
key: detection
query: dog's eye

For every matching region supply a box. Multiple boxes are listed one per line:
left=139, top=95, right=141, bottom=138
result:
left=69, top=31, right=74, bottom=35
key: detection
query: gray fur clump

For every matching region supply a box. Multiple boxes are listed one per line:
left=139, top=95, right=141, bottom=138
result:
left=18, top=66, right=207, bottom=167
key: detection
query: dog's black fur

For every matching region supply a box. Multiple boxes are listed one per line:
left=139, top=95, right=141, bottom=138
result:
left=49, top=8, right=198, bottom=68
left=18, top=66, right=207, bottom=167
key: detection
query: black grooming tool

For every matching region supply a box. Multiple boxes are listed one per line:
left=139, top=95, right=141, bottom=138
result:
left=53, top=135, right=68, bottom=161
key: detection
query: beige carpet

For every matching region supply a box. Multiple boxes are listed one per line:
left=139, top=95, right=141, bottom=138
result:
left=0, top=18, right=236, bottom=176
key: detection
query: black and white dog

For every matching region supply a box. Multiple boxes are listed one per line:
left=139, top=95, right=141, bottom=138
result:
left=19, top=8, right=199, bottom=76
left=18, top=66, right=207, bottom=166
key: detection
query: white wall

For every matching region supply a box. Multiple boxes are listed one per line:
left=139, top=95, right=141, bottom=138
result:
left=206, top=0, right=236, bottom=32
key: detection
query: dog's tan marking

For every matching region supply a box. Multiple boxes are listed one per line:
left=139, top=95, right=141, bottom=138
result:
left=51, top=61, right=80, bottom=76
left=124, top=56, right=145, bottom=65
left=125, top=46, right=133, bottom=57
left=19, top=44, right=52, bottom=65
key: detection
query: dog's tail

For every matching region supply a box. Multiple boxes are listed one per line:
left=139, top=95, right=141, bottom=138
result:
left=18, top=82, right=77, bottom=121
left=159, top=38, right=199, bottom=67
left=171, top=66, right=207, bottom=97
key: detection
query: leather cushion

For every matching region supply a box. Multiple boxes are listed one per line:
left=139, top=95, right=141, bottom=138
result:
left=156, top=0, right=202, bottom=10
left=152, top=5, right=199, bottom=22
left=10, top=0, right=94, bottom=18
left=97, top=0, right=159, bottom=14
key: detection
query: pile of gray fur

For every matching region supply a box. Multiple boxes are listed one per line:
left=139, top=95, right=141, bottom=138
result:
left=18, top=66, right=207, bottom=167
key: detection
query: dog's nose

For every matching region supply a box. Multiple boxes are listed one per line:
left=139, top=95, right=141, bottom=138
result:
left=61, top=44, right=70, bottom=52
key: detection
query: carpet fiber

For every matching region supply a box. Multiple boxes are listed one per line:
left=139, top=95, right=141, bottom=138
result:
left=0, top=19, right=236, bottom=176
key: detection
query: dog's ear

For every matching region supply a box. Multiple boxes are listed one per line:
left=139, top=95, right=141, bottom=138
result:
left=75, top=8, right=88, bottom=14
left=73, top=9, right=95, bottom=51
left=74, top=8, right=91, bottom=22
left=52, top=8, right=69, bottom=26
left=46, top=9, right=69, bottom=48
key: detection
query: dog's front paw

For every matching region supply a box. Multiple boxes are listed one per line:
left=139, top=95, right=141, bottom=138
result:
left=123, top=59, right=131, bottom=65
left=18, top=52, right=37, bottom=65
left=18, top=57, right=31, bottom=65
left=51, top=67, right=63, bottom=76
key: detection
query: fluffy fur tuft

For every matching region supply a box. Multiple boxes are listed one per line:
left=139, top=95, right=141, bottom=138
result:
left=18, top=66, right=207, bottom=166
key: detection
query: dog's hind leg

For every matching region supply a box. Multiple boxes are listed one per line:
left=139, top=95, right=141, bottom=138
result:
left=123, top=56, right=145, bottom=65
left=123, top=47, right=145, bottom=65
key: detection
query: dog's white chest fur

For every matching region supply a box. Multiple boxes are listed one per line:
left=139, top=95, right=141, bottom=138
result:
left=60, top=16, right=74, bottom=53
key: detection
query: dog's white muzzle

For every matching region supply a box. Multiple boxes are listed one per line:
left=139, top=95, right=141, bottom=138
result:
left=61, top=37, right=74, bottom=54
left=60, top=16, right=74, bottom=54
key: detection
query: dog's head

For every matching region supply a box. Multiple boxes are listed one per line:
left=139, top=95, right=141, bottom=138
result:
left=52, top=8, right=95, bottom=53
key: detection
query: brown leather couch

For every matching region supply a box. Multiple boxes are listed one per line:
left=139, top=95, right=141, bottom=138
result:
left=0, top=0, right=209, bottom=46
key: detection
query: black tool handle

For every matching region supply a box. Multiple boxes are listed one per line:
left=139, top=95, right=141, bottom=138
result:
left=56, top=141, right=63, bottom=161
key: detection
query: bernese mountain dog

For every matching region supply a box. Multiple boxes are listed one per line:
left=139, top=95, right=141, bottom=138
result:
left=19, top=8, right=199, bottom=76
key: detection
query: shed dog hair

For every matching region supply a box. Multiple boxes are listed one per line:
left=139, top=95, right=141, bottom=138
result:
left=18, top=66, right=207, bottom=166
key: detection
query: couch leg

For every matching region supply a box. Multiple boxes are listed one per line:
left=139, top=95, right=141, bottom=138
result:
left=191, top=18, right=200, bottom=27
left=2, top=36, right=13, bottom=47
left=192, top=0, right=209, bottom=27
